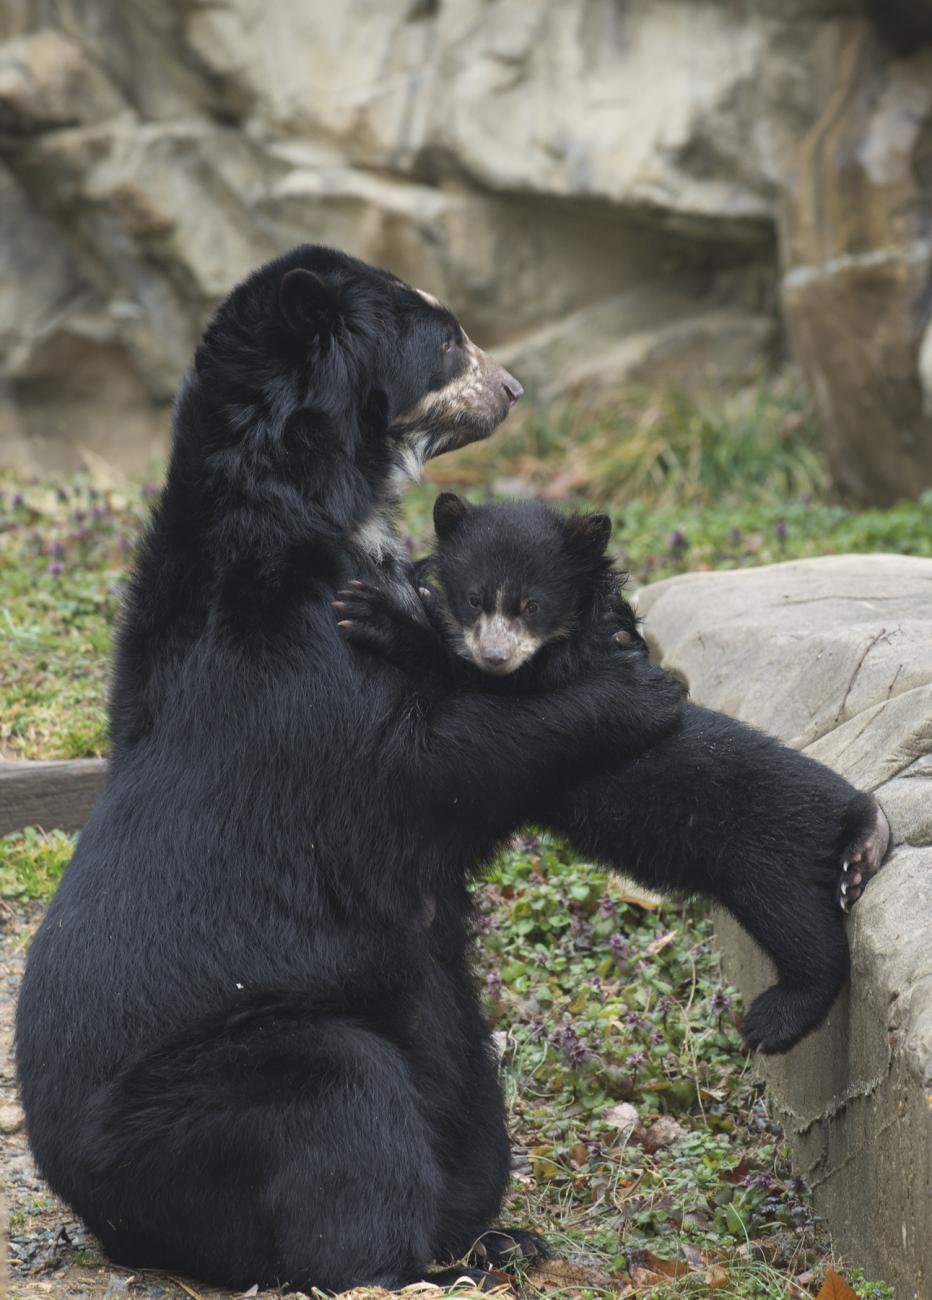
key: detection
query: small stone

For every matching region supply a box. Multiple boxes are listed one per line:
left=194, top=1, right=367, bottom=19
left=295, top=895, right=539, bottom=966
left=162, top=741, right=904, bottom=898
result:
left=0, top=1101, right=25, bottom=1133
left=604, top=1102, right=640, bottom=1141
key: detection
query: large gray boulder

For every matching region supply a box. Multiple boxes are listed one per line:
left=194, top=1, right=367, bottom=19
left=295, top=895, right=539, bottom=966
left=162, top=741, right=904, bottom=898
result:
left=637, top=554, right=932, bottom=1298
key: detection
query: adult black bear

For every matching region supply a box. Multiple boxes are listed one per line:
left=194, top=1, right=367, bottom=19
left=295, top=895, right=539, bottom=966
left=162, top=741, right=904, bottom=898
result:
left=15, top=248, right=684, bottom=1293
left=337, top=494, right=890, bottom=1054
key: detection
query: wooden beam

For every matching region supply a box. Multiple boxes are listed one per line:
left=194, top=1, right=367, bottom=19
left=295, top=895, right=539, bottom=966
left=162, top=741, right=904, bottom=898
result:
left=0, top=759, right=108, bottom=838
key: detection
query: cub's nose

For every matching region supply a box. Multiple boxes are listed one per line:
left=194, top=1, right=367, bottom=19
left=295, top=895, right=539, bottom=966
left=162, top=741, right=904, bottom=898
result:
left=481, top=645, right=512, bottom=667
left=502, top=375, right=524, bottom=406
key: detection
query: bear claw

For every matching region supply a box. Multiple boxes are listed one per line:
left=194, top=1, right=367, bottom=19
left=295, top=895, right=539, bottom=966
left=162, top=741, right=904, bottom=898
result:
left=837, top=801, right=890, bottom=913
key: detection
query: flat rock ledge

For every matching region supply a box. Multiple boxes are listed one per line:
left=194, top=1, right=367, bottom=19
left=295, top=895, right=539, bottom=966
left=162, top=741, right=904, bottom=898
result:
left=637, top=554, right=932, bottom=1300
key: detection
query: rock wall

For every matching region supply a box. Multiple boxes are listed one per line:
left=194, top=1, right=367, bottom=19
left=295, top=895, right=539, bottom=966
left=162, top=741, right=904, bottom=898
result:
left=638, top=555, right=932, bottom=1298
left=1, top=1, right=931, bottom=498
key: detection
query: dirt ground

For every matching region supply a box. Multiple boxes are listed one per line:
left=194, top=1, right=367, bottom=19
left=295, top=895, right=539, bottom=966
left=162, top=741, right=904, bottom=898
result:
left=0, top=905, right=498, bottom=1300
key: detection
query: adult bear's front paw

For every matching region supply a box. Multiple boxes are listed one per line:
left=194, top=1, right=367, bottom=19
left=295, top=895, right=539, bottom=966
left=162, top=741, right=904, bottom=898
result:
left=469, top=1226, right=549, bottom=1271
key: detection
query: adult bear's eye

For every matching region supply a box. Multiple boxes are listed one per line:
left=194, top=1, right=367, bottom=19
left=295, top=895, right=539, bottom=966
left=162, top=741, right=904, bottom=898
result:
left=440, top=338, right=455, bottom=354
left=467, top=592, right=481, bottom=608
left=523, top=599, right=539, bottom=616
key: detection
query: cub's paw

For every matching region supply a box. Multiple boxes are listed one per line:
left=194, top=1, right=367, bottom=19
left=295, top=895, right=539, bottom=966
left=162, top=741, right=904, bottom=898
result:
left=838, top=795, right=891, bottom=914
left=470, top=1226, right=549, bottom=1272
left=332, top=581, right=401, bottom=657
left=740, top=983, right=831, bottom=1055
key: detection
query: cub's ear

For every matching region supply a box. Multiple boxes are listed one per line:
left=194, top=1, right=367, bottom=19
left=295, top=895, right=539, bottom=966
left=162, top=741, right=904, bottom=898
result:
left=434, top=492, right=471, bottom=539
left=278, top=268, right=343, bottom=337
left=563, top=512, right=612, bottom=565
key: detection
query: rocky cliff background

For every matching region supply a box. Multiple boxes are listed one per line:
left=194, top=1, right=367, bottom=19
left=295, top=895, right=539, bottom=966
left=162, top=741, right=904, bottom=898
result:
left=1, top=0, right=931, bottom=504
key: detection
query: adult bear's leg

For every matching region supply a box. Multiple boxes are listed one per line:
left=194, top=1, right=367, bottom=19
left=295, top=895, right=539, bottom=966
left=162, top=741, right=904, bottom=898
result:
left=429, top=1045, right=511, bottom=1263
left=66, top=1000, right=471, bottom=1293
left=546, top=704, right=889, bottom=1054
left=426, top=1017, right=546, bottom=1273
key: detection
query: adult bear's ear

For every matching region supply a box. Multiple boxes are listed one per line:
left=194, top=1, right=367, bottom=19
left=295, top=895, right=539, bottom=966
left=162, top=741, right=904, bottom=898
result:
left=434, top=493, right=470, bottom=539
left=278, top=268, right=343, bottom=338
left=563, top=512, right=612, bottom=565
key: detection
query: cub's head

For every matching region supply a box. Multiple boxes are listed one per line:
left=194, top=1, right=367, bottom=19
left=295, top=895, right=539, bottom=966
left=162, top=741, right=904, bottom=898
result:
left=188, top=246, right=521, bottom=500
left=430, top=494, right=614, bottom=676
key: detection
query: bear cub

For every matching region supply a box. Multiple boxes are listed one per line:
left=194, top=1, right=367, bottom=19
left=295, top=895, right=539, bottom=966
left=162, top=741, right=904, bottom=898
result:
left=338, top=493, right=890, bottom=1054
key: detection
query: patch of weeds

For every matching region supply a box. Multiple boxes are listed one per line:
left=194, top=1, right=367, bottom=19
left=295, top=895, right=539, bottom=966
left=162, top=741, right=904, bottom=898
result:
left=0, top=827, right=75, bottom=902
left=472, top=834, right=892, bottom=1297
left=611, top=494, right=932, bottom=586
left=844, top=1268, right=897, bottom=1300
left=428, top=379, right=828, bottom=509
left=64, top=1248, right=105, bottom=1269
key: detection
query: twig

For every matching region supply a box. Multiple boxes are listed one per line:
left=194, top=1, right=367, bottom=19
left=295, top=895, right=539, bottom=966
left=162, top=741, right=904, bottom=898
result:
left=835, top=627, right=887, bottom=722
left=169, top=1277, right=205, bottom=1300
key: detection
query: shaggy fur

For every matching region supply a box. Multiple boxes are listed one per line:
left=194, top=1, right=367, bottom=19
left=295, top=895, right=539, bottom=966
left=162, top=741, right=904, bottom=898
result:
left=338, top=494, right=890, bottom=1055
left=15, top=248, right=682, bottom=1293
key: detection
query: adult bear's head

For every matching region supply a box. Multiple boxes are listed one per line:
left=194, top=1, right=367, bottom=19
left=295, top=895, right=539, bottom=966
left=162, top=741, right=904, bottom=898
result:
left=183, top=246, right=522, bottom=512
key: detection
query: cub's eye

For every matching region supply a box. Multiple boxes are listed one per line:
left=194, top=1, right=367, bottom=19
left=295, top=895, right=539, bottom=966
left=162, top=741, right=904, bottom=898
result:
left=523, top=599, right=540, bottom=616
left=467, top=592, right=481, bottom=609
left=440, top=338, right=455, bottom=354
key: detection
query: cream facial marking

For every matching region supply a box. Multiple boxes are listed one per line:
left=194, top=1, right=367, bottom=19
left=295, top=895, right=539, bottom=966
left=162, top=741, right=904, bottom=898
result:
left=388, top=293, right=523, bottom=455
left=460, top=590, right=544, bottom=675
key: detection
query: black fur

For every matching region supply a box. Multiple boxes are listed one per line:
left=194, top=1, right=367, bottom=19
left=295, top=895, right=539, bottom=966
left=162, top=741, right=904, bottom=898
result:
left=15, top=247, right=682, bottom=1293
left=341, top=494, right=890, bottom=1056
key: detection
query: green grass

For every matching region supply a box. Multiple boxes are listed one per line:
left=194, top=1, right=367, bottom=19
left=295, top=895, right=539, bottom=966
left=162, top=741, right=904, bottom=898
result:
left=0, top=826, right=75, bottom=902
left=0, top=477, right=151, bottom=759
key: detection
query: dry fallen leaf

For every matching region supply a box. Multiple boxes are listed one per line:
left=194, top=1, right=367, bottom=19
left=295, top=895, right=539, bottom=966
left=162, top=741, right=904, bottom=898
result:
left=718, top=1155, right=751, bottom=1184
left=816, top=1267, right=860, bottom=1300
left=640, top=1115, right=686, bottom=1154
left=637, top=1252, right=689, bottom=1280
left=529, top=1257, right=619, bottom=1295
left=704, top=1263, right=729, bottom=1289
left=612, top=1174, right=645, bottom=1208
left=606, top=875, right=664, bottom=910
left=681, top=1244, right=706, bottom=1270
left=645, top=931, right=676, bottom=956
left=629, top=1265, right=669, bottom=1291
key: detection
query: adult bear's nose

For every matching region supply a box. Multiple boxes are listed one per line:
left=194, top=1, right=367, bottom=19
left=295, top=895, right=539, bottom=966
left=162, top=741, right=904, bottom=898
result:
left=502, top=375, right=524, bottom=405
